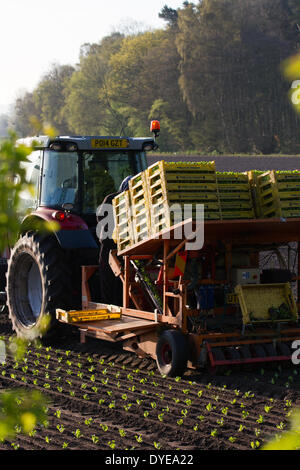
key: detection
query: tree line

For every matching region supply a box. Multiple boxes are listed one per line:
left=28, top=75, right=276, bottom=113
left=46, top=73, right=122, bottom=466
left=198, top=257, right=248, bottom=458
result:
left=4, top=0, right=300, bottom=154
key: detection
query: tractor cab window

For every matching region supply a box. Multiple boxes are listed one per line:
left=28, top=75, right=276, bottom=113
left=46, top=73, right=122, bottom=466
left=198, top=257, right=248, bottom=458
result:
left=18, top=150, right=42, bottom=216
left=82, top=151, right=144, bottom=214
left=40, top=150, right=78, bottom=209
left=40, top=148, right=147, bottom=214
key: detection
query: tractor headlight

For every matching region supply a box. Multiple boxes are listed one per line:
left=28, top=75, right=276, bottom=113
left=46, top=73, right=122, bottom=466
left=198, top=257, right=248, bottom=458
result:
left=49, top=142, right=62, bottom=151
left=143, top=143, right=154, bottom=151
left=66, top=142, right=78, bottom=152
left=49, top=141, right=78, bottom=152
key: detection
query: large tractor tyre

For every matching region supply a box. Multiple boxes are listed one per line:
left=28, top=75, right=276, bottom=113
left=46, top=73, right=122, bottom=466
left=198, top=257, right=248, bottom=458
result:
left=156, top=329, right=188, bottom=377
left=6, top=232, right=74, bottom=341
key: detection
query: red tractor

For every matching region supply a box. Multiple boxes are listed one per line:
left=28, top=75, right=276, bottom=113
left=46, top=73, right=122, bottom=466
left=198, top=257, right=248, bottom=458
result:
left=0, top=131, right=159, bottom=340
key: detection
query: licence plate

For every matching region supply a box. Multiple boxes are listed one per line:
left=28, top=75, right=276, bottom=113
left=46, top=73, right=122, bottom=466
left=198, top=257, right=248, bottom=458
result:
left=91, top=138, right=129, bottom=149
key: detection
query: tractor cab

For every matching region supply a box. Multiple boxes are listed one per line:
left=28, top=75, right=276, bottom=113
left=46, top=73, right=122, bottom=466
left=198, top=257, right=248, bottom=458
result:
left=18, top=133, right=158, bottom=228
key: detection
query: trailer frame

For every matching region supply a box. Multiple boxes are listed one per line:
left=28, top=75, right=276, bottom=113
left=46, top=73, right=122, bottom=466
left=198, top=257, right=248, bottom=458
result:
left=57, top=217, right=300, bottom=375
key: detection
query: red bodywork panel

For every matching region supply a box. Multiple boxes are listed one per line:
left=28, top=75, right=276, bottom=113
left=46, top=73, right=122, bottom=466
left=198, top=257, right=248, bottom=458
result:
left=24, top=207, right=88, bottom=231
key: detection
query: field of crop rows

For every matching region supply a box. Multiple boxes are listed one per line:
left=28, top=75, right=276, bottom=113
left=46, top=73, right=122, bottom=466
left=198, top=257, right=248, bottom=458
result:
left=0, top=313, right=299, bottom=451
left=1, top=156, right=300, bottom=451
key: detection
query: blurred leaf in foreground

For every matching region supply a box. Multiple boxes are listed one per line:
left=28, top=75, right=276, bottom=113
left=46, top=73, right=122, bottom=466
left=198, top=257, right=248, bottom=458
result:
left=282, top=53, right=300, bottom=81
left=282, top=53, right=300, bottom=114
left=263, top=410, right=300, bottom=450
left=0, top=390, right=48, bottom=441
left=0, top=132, right=31, bottom=251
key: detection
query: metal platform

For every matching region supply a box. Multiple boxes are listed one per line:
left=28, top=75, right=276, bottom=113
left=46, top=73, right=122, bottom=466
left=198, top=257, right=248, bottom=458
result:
left=60, top=314, right=158, bottom=344
left=119, top=217, right=300, bottom=257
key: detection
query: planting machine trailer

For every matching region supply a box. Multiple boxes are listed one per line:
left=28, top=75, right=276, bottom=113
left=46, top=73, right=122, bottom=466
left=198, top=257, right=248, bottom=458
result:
left=2, top=122, right=300, bottom=376
left=59, top=217, right=300, bottom=377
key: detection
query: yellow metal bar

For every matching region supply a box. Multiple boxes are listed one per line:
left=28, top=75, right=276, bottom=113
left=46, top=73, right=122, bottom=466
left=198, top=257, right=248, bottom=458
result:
left=56, top=308, right=121, bottom=323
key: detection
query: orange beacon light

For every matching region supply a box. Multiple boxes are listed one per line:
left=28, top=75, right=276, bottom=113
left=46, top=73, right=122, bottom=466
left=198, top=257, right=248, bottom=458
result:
left=150, top=120, right=160, bottom=138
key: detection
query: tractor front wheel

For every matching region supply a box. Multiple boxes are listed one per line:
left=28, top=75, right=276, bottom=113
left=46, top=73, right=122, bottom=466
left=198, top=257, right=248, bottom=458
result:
left=156, top=329, right=188, bottom=377
left=6, top=232, right=74, bottom=340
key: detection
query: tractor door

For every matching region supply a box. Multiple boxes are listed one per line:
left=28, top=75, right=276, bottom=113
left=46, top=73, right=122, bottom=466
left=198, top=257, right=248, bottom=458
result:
left=81, top=149, right=147, bottom=221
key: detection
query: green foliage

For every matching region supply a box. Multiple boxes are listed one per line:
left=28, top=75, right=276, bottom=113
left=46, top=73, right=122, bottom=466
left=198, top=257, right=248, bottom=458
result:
left=34, top=64, right=75, bottom=134
left=159, top=5, right=178, bottom=28
left=0, top=390, right=48, bottom=440
left=8, top=337, right=28, bottom=362
left=0, top=131, right=55, bottom=442
left=0, top=131, right=59, bottom=251
left=11, top=2, right=300, bottom=152
left=64, top=34, right=124, bottom=136
left=0, top=132, right=32, bottom=251
left=263, top=410, right=300, bottom=450
left=14, top=93, right=41, bottom=137
left=0, top=114, right=9, bottom=138
left=283, top=53, right=300, bottom=115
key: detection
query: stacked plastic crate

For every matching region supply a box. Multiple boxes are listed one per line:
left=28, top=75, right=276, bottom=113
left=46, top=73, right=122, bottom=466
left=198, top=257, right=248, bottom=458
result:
left=112, top=190, right=134, bottom=252
left=247, top=170, right=265, bottom=218
left=216, top=172, right=255, bottom=219
left=128, top=171, right=151, bottom=243
left=256, top=170, right=300, bottom=218
left=146, top=161, right=221, bottom=234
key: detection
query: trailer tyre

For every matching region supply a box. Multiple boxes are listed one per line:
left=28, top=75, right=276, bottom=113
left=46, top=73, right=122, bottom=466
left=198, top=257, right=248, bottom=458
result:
left=252, top=344, right=266, bottom=358
left=209, top=347, right=226, bottom=375
left=278, top=342, right=291, bottom=357
left=277, top=343, right=291, bottom=368
left=6, top=232, right=74, bottom=340
left=156, top=329, right=188, bottom=377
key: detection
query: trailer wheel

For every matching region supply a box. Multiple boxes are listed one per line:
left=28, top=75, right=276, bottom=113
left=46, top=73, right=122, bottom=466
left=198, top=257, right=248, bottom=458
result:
left=225, top=347, right=241, bottom=370
left=6, top=232, right=74, bottom=340
left=226, top=347, right=240, bottom=360
left=239, top=345, right=253, bottom=371
left=277, top=343, right=291, bottom=368
left=239, top=345, right=251, bottom=359
left=156, top=330, right=188, bottom=377
left=209, top=347, right=226, bottom=375
left=264, top=343, right=277, bottom=358
left=252, top=344, right=266, bottom=358
left=278, top=342, right=291, bottom=357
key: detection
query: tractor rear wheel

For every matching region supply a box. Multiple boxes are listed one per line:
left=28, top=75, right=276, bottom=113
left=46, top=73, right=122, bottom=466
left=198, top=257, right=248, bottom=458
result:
left=156, top=329, right=188, bottom=377
left=6, top=232, right=74, bottom=340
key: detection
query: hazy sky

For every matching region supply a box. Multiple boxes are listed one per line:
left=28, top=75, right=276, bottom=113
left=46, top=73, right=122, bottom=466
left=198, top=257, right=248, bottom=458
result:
left=0, top=0, right=184, bottom=114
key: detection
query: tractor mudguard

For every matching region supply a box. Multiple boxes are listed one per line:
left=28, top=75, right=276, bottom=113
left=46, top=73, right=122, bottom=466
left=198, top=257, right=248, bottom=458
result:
left=55, top=229, right=98, bottom=250
left=20, top=209, right=98, bottom=251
